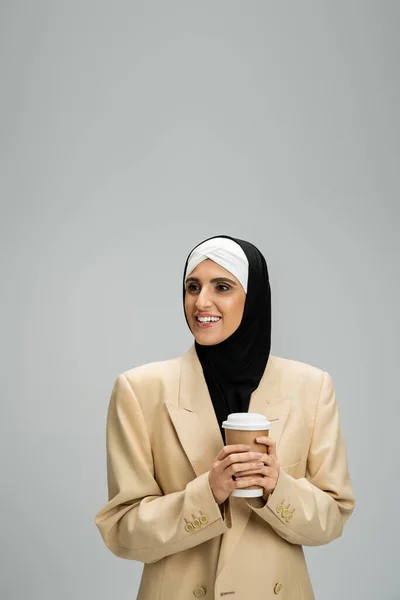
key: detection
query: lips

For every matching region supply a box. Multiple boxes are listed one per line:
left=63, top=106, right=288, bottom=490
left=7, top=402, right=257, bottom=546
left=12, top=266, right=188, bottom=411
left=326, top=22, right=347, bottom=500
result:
left=195, top=316, right=222, bottom=329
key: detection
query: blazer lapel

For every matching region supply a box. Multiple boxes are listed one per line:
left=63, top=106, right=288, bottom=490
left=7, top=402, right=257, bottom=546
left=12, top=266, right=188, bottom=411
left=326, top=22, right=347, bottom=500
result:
left=166, top=346, right=224, bottom=478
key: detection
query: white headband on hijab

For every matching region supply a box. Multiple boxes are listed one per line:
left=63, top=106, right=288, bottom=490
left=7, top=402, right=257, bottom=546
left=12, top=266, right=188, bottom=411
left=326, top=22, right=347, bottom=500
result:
left=185, top=237, right=249, bottom=293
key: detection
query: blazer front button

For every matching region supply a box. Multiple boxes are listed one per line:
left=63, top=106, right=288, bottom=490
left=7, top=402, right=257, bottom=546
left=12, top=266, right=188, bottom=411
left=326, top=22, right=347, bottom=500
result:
left=274, top=583, right=283, bottom=594
left=200, top=514, right=209, bottom=525
left=185, top=523, right=194, bottom=533
left=193, top=586, right=206, bottom=597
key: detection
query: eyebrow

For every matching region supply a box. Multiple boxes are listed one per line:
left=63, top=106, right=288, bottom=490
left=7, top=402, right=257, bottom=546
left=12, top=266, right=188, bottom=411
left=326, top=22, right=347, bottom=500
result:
left=185, top=276, right=238, bottom=286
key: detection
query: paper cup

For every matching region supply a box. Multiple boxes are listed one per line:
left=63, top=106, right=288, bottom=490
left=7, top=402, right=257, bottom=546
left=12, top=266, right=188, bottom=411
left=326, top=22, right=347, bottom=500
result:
left=222, top=413, right=271, bottom=498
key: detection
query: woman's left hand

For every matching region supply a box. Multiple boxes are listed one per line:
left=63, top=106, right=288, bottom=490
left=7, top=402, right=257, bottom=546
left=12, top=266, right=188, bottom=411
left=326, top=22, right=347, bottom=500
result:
left=234, top=437, right=280, bottom=502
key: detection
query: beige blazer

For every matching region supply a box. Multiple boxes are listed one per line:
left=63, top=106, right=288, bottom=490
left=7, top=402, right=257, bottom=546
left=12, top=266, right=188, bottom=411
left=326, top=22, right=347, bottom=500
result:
left=95, top=346, right=355, bottom=600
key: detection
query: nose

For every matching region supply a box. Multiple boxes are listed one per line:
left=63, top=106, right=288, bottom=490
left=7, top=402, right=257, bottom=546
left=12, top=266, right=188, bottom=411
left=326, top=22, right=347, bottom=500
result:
left=195, top=288, right=213, bottom=310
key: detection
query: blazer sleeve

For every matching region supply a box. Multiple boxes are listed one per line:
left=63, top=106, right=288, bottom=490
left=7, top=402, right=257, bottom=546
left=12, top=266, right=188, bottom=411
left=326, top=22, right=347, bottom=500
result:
left=247, top=371, right=355, bottom=546
left=95, top=374, right=231, bottom=563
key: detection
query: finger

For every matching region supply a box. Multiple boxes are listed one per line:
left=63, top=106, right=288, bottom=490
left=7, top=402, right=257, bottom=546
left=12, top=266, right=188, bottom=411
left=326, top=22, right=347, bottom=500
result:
left=258, top=454, right=274, bottom=466
left=234, top=476, right=264, bottom=488
left=228, top=461, right=265, bottom=476
left=217, top=445, right=251, bottom=460
left=255, top=436, right=269, bottom=444
left=236, top=465, right=277, bottom=478
left=235, top=467, right=266, bottom=477
left=256, top=437, right=277, bottom=458
left=221, top=452, right=263, bottom=471
left=255, top=476, right=277, bottom=491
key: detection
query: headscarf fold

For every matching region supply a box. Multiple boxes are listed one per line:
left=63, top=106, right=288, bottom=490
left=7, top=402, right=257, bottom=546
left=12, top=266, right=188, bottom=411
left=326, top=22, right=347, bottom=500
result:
left=183, top=235, right=271, bottom=441
left=186, top=237, right=249, bottom=293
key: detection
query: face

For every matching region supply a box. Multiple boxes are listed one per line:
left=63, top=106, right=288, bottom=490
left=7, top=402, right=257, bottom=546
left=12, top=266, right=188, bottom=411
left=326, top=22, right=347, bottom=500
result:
left=184, top=259, right=246, bottom=345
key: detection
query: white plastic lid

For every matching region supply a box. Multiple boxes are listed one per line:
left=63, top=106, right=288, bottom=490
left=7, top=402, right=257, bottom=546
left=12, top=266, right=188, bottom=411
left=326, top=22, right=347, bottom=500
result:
left=222, top=412, right=271, bottom=431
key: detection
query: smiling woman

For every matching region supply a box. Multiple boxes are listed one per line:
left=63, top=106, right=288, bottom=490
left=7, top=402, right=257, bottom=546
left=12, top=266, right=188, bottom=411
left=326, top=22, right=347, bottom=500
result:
left=95, top=234, right=355, bottom=600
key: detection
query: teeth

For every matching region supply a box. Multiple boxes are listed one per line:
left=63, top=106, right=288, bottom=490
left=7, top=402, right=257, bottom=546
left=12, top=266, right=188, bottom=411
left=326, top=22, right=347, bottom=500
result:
left=197, top=316, right=221, bottom=323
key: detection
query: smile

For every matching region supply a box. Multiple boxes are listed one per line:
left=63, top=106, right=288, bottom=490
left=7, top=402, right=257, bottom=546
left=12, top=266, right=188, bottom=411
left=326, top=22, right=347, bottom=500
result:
left=195, top=316, right=222, bottom=329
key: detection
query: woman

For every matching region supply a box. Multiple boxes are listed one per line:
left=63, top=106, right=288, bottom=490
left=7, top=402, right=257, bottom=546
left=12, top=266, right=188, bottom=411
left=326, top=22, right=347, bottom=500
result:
left=95, top=235, right=355, bottom=600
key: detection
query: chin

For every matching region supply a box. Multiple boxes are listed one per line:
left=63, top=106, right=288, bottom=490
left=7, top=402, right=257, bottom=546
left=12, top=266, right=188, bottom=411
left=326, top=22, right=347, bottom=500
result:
left=197, top=339, right=218, bottom=346
left=194, top=333, right=225, bottom=346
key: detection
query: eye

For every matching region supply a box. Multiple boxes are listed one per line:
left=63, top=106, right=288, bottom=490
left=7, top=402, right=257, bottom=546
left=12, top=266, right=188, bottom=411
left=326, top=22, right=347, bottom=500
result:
left=186, top=283, right=199, bottom=293
left=216, top=284, right=230, bottom=292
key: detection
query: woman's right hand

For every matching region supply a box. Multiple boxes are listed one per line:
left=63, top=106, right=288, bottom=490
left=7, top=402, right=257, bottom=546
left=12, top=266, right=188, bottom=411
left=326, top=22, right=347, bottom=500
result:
left=208, top=445, right=265, bottom=505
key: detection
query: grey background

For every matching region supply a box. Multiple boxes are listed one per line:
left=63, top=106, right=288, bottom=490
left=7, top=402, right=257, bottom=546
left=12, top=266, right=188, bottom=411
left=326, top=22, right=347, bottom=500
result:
left=1, top=1, right=399, bottom=599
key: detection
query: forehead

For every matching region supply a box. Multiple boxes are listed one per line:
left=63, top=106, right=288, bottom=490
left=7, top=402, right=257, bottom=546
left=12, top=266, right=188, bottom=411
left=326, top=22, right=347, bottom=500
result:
left=186, top=259, right=240, bottom=283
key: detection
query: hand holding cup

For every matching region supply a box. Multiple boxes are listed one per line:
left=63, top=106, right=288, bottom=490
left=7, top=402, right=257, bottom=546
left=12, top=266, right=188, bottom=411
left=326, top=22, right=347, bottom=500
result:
left=234, top=436, right=280, bottom=502
left=208, top=445, right=266, bottom=505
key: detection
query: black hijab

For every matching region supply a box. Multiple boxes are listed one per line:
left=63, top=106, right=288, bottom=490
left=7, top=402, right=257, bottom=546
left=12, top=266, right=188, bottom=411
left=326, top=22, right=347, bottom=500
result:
left=183, top=235, right=271, bottom=441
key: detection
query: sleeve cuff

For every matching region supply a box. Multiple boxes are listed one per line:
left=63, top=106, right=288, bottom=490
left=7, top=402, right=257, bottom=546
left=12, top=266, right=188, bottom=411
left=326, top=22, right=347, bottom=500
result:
left=246, top=468, right=293, bottom=513
left=187, top=471, right=232, bottom=531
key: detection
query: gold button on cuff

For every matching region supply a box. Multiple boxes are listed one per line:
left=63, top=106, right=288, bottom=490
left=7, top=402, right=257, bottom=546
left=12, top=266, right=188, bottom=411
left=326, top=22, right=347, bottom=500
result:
left=192, top=518, right=201, bottom=528
left=282, top=508, right=289, bottom=518
left=276, top=504, right=284, bottom=514
left=274, top=583, right=283, bottom=594
left=193, top=586, right=206, bottom=597
left=286, top=512, right=294, bottom=522
left=185, top=523, right=194, bottom=533
left=200, top=514, right=209, bottom=525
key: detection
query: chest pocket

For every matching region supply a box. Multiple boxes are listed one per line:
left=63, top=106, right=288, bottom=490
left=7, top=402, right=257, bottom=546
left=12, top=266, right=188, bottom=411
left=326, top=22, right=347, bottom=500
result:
left=267, top=397, right=307, bottom=468
left=281, top=459, right=305, bottom=479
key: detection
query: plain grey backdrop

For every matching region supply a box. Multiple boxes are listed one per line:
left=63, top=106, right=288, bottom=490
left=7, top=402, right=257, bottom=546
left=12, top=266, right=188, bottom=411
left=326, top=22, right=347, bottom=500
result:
left=1, top=1, right=399, bottom=599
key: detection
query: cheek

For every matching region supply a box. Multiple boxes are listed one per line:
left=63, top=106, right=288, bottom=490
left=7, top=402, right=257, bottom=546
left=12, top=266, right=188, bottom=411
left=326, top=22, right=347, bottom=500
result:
left=222, top=296, right=245, bottom=327
left=184, top=295, right=193, bottom=318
